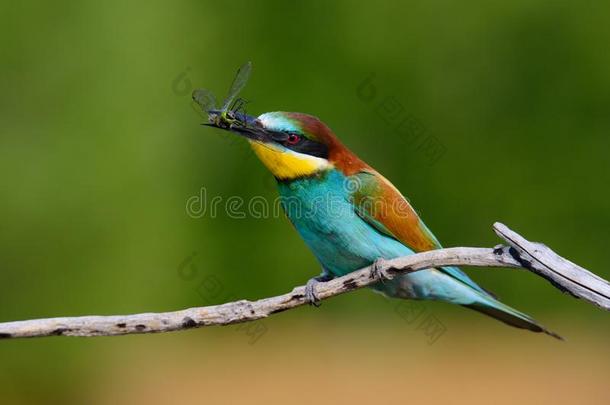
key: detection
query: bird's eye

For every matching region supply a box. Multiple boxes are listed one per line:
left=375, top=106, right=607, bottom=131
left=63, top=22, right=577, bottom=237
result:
left=285, top=133, right=301, bottom=145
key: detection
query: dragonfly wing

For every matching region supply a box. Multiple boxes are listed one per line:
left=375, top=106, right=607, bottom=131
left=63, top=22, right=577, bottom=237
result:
left=192, top=89, right=217, bottom=111
left=221, top=61, right=252, bottom=111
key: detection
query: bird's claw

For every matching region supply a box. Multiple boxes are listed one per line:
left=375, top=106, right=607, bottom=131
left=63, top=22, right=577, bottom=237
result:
left=305, top=278, right=322, bottom=307
left=372, top=258, right=390, bottom=284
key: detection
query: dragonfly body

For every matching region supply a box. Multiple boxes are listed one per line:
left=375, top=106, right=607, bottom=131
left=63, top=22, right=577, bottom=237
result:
left=194, top=62, right=252, bottom=128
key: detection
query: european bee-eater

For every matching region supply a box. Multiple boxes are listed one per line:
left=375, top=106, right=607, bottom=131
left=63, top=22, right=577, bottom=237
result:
left=204, top=109, right=561, bottom=339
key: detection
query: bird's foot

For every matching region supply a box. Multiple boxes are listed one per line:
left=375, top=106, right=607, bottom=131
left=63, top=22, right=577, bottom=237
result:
left=371, top=258, right=390, bottom=284
left=304, top=274, right=334, bottom=307
left=305, top=278, right=321, bottom=307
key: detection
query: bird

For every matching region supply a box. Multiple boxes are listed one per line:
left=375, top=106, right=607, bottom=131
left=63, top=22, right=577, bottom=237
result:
left=206, top=109, right=561, bottom=339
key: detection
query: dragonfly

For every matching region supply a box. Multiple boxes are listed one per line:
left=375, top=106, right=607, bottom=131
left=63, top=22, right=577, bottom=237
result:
left=192, top=61, right=254, bottom=129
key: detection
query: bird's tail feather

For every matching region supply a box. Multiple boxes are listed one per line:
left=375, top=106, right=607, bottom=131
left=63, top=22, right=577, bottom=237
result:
left=464, top=295, right=563, bottom=340
left=380, top=271, right=563, bottom=339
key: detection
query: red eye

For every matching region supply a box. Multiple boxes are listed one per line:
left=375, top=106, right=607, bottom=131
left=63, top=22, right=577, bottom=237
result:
left=285, top=133, right=301, bottom=145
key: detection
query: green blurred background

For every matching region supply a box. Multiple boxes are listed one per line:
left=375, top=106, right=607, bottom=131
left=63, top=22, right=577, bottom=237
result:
left=1, top=1, right=609, bottom=404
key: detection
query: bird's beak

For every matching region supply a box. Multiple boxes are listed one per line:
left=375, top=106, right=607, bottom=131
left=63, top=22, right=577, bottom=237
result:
left=204, top=110, right=287, bottom=144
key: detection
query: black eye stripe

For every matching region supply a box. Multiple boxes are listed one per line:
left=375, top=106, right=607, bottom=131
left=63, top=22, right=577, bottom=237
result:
left=267, top=131, right=328, bottom=158
left=286, top=137, right=328, bottom=158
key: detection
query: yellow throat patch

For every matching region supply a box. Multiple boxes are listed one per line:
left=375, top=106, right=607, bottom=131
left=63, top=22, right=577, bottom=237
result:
left=249, top=141, right=330, bottom=180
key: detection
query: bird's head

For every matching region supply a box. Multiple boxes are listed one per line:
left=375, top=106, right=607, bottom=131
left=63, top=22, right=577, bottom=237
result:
left=208, top=110, right=367, bottom=180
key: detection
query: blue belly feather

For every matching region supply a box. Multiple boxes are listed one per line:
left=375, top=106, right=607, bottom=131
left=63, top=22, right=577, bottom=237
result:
left=277, top=170, right=484, bottom=304
left=278, top=170, right=413, bottom=275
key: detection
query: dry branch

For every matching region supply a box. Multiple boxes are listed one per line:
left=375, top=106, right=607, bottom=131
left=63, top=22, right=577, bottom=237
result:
left=0, top=223, right=608, bottom=339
